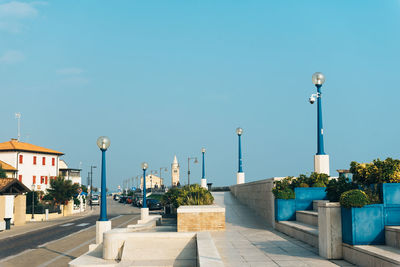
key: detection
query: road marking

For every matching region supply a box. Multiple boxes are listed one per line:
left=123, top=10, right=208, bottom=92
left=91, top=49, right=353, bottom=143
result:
left=60, top=223, right=74, bottom=227
left=37, top=215, right=139, bottom=267
left=76, top=223, right=90, bottom=227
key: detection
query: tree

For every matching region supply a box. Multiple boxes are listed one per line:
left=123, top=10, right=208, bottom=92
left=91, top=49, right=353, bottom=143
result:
left=46, top=176, right=79, bottom=206
left=0, top=166, right=7, bottom=178
left=81, top=184, right=88, bottom=193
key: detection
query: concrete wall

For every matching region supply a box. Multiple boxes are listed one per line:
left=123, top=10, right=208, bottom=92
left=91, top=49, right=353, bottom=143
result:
left=14, top=195, right=26, bottom=226
left=177, top=205, right=225, bottom=232
left=230, top=178, right=280, bottom=227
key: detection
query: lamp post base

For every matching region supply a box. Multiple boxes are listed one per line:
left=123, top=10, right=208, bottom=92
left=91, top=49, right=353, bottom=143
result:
left=314, top=155, right=330, bottom=176
left=96, top=220, right=111, bottom=244
left=201, top=178, right=207, bottom=189
left=237, top=172, right=245, bottom=184
left=141, top=208, right=149, bottom=221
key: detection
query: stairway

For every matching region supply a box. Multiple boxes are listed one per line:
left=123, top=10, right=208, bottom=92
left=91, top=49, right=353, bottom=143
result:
left=275, top=201, right=320, bottom=249
left=343, top=226, right=400, bottom=267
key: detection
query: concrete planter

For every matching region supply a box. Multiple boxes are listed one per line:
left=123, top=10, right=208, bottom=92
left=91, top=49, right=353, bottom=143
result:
left=382, top=183, right=400, bottom=225
left=295, top=187, right=327, bottom=211
left=341, top=204, right=385, bottom=245
left=177, top=205, right=225, bottom=232
left=275, top=199, right=295, bottom=221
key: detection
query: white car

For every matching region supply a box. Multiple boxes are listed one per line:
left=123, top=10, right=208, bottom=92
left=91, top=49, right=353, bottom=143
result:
left=90, top=195, right=100, bottom=205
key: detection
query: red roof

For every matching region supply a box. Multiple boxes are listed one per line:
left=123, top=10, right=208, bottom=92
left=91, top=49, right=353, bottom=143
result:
left=0, top=140, right=64, bottom=155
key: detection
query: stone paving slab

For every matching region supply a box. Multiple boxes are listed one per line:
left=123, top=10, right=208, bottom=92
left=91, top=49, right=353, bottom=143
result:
left=211, top=192, right=355, bottom=267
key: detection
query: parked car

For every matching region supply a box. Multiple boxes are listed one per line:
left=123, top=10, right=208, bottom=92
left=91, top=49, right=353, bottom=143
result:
left=119, top=196, right=127, bottom=203
left=126, top=196, right=133, bottom=204
left=113, top=194, right=121, bottom=201
left=147, top=199, right=162, bottom=210
left=90, top=195, right=100, bottom=205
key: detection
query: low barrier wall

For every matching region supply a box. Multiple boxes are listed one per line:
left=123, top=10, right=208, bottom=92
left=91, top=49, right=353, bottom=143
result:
left=230, top=178, right=282, bottom=227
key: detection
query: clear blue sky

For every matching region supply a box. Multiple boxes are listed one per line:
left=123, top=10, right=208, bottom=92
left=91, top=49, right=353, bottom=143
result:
left=1, top=1, right=400, bottom=189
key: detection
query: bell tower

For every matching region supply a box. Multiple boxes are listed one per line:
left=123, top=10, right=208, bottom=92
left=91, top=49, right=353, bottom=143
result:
left=171, top=155, right=180, bottom=186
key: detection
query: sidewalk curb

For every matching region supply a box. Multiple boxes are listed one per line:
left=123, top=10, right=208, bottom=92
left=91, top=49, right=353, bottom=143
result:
left=0, top=209, right=95, bottom=241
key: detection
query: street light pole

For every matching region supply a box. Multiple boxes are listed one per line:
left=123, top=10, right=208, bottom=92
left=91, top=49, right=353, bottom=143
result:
left=187, top=157, right=198, bottom=186
left=96, top=137, right=110, bottom=221
left=95, top=136, right=111, bottom=244
left=141, top=162, right=149, bottom=221
left=236, top=127, right=245, bottom=184
left=31, top=184, right=35, bottom=220
left=310, top=72, right=330, bottom=175
left=201, top=148, right=207, bottom=188
left=159, top=167, right=167, bottom=189
left=90, top=165, right=96, bottom=210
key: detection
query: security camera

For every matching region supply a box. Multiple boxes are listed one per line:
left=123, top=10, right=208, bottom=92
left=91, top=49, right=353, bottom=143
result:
left=309, top=96, right=316, bottom=104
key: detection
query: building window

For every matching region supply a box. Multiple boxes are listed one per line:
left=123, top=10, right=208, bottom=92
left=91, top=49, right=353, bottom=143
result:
left=52, top=158, right=55, bottom=166
left=19, top=155, right=23, bottom=164
left=33, top=156, right=37, bottom=165
left=42, top=157, right=46, bottom=165
left=33, top=176, right=36, bottom=184
left=41, top=176, right=44, bottom=184
left=45, top=176, right=48, bottom=185
left=18, top=175, right=22, bottom=182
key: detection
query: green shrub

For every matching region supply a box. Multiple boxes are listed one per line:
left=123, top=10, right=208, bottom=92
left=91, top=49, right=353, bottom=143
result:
left=350, top=158, right=400, bottom=186
left=340, top=189, right=369, bottom=208
left=299, top=183, right=309, bottom=188
left=312, top=182, right=326, bottom=187
left=273, top=177, right=296, bottom=199
left=309, top=172, right=329, bottom=186
left=326, top=176, right=358, bottom=202
left=274, top=188, right=295, bottom=199
left=161, top=184, right=214, bottom=208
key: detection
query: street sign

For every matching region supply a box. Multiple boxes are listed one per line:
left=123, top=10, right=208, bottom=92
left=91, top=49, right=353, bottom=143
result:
left=131, top=187, right=136, bottom=191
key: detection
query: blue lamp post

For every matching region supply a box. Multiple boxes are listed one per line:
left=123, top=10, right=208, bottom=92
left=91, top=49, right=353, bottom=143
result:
left=200, top=148, right=207, bottom=188
left=236, top=127, right=243, bottom=172
left=309, top=72, right=326, bottom=155
left=309, top=72, right=330, bottom=175
left=201, top=148, right=206, bottom=179
left=141, top=162, right=148, bottom=208
left=96, top=136, right=110, bottom=221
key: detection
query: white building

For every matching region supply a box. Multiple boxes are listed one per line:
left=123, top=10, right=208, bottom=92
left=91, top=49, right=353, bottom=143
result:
left=0, top=139, right=64, bottom=191
left=140, top=174, right=163, bottom=189
left=59, top=160, right=81, bottom=185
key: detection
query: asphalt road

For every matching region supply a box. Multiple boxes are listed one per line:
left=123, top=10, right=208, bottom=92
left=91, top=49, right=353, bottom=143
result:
left=0, top=197, right=142, bottom=267
left=0, top=214, right=110, bottom=259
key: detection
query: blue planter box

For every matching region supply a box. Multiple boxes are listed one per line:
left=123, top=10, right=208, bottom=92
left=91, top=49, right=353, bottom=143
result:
left=295, top=187, right=327, bottom=211
left=382, top=183, right=400, bottom=225
left=341, top=204, right=385, bottom=245
left=275, top=199, right=295, bottom=221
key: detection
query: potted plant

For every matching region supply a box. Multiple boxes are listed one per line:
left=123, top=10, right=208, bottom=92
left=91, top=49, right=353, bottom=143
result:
left=350, top=158, right=400, bottom=225
left=294, top=173, right=328, bottom=211
left=340, top=189, right=385, bottom=245
left=273, top=177, right=296, bottom=221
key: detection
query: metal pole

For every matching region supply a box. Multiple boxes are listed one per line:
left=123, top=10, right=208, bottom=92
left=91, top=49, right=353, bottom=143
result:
left=316, top=84, right=325, bottom=155
left=90, top=167, right=93, bottom=210
left=202, top=151, right=205, bottom=179
left=143, top=169, right=147, bottom=208
left=99, top=149, right=107, bottom=221
left=238, top=134, right=243, bottom=172
left=31, top=188, right=34, bottom=219
left=187, top=157, right=190, bottom=185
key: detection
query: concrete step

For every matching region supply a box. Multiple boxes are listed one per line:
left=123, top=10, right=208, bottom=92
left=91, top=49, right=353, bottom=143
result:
left=385, top=226, right=400, bottom=249
left=343, top=243, right=400, bottom=267
left=296, top=210, right=318, bottom=226
left=275, top=220, right=319, bottom=248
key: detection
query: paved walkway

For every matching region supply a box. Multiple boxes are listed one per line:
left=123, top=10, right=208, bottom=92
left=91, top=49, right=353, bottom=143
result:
left=211, top=192, right=354, bottom=267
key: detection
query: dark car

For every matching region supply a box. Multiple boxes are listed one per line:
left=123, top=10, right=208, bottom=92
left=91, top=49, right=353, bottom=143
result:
left=119, top=196, right=127, bottom=203
left=147, top=199, right=162, bottom=210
